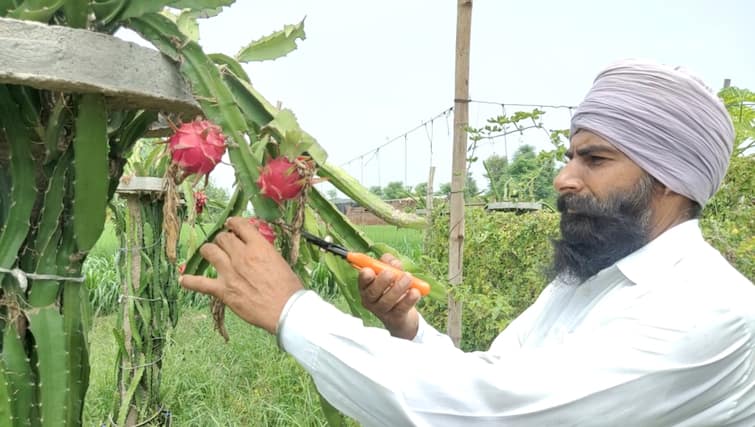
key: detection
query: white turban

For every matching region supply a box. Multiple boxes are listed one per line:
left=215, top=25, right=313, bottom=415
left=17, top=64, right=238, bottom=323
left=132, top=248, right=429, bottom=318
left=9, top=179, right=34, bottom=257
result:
left=570, top=59, right=735, bottom=206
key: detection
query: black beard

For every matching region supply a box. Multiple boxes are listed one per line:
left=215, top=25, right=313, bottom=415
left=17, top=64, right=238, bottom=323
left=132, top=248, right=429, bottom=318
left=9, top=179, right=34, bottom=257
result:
left=548, top=175, right=654, bottom=285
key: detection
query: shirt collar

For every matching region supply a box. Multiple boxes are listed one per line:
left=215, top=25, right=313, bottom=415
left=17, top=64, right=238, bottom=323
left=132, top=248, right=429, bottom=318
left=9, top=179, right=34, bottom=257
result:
left=616, top=219, right=703, bottom=285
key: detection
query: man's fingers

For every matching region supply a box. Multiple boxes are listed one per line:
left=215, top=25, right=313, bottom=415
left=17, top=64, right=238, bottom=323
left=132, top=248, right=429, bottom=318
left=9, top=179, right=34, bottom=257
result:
left=357, top=267, right=376, bottom=290
left=214, top=231, right=246, bottom=257
left=225, top=216, right=263, bottom=245
left=379, top=253, right=403, bottom=269
left=363, top=269, right=395, bottom=304
left=374, top=273, right=413, bottom=313
left=179, top=274, right=220, bottom=298
left=382, top=272, right=412, bottom=303
left=391, top=288, right=421, bottom=313
left=199, top=243, right=233, bottom=273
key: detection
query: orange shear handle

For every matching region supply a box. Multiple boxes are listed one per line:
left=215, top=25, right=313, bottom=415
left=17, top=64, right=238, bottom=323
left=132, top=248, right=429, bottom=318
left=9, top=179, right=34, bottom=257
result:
left=346, top=252, right=431, bottom=296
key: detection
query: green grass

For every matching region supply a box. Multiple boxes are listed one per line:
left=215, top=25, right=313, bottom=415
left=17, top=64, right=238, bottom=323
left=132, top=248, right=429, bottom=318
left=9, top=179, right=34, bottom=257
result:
left=89, top=221, right=212, bottom=259
left=88, top=222, right=119, bottom=258
left=360, top=224, right=424, bottom=259
left=85, top=308, right=347, bottom=426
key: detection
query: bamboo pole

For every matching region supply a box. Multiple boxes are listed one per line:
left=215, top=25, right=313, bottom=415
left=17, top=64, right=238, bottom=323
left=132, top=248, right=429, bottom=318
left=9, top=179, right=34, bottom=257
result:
left=447, top=0, right=472, bottom=347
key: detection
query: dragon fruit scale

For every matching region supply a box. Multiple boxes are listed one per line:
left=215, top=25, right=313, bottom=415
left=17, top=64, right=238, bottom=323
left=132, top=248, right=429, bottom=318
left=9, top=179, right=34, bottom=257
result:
left=168, top=120, right=227, bottom=175
left=248, top=217, right=276, bottom=244
left=256, top=157, right=305, bottom=203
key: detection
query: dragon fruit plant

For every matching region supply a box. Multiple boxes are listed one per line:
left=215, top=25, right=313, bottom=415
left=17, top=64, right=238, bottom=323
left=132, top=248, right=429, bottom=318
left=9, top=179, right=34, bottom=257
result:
left=0, top=2, right=437, bottom=426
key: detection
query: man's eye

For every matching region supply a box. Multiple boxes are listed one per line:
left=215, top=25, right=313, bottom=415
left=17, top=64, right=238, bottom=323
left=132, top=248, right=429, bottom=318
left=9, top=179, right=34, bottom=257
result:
left=587, top=156, right=606, bottom=165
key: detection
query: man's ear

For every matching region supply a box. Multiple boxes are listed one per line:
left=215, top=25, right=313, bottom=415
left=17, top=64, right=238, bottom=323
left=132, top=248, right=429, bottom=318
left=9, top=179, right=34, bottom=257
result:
left=648, top=176, right=669, bottom=195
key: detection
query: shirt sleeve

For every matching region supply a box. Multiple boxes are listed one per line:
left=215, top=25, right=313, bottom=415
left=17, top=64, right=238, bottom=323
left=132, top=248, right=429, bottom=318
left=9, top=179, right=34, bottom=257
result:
left=410, top=312, right=455, bottom=347
left=278, top=291, right=753, bottom=427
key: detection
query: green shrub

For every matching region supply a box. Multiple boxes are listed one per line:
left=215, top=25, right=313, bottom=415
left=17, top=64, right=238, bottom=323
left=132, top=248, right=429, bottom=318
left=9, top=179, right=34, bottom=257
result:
left=701, top=155, right=754, bottom=280
left=421, top=207, right=559, bottom=351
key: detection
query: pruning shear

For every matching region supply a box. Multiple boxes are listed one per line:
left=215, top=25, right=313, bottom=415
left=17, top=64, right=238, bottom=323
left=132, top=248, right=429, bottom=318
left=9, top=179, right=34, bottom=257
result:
left=300, top=231, right=431, bottom=296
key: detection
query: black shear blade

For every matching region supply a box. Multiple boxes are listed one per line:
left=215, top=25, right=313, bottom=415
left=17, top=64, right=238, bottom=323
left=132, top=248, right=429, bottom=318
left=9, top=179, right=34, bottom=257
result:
left=301, top=231, right=348, bottom=258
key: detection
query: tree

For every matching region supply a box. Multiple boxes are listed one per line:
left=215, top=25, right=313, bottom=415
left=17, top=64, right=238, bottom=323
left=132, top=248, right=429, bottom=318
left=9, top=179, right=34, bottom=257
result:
left=465, top=172, right=479, bottom=201
left=482, top=144, right=558, bottom=204
left=369, top=185, right=384, bottom=198
left=383, top=181, right=410, bottom=200
left=414, top=182, right=429, bottom=198
left=439, top=182, right=452, bottom=197
left=482, top=154, right=508, bottom=199
left=204, top=181, right=230, bottom=204
left=326, top=189, right=338, bottom=200
left=438, top=172, right=478, bottom=201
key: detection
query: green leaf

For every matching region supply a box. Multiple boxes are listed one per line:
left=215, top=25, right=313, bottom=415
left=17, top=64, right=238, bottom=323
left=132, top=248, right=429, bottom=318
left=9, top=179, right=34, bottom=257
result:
left=177, top=7, right=223, bottom=41
left=28, top=307, right=68, bottom=427
left=318, top=162, right=427, bottom=229
left=210, top=53, right=251, bottom=83
left=3, top=322, right=33, bottom=425
left=8, top=0, right=65, bottom=22
left=176, top=9, right=200, bottom=41
left=236, top=18, right=306, bottom=62
left=120, top=0, right=172, bottom=20
left=72, top=93, right=110, bottom=253
left=169, top=0, right=234, bottom=10
left=0, top=85, right=36, bottom=271
left=63, top=0, right=88, bottom=28
left=0, top=0, right=15, bottom=16
left=322, top=253, right=375, bottom=321
left=92, top=0, right=130, bottom=26
left=307, top=188, right=371, bottom=253
left=0, top=359, right=12, bottom=426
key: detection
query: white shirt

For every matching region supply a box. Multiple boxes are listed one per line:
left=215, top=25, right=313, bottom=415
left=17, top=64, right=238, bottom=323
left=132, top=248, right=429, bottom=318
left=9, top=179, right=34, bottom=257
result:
left=279, top=220, right=755, bottom=426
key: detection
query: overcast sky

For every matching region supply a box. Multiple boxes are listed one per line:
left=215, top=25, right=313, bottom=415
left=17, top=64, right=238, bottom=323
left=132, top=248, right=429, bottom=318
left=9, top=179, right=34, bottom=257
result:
left=121, top=0, right=755, bottom=195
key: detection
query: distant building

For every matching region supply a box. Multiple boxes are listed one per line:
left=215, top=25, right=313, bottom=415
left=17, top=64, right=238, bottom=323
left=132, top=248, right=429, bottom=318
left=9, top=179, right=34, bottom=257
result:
left=332, top=198, right=358, bottom=215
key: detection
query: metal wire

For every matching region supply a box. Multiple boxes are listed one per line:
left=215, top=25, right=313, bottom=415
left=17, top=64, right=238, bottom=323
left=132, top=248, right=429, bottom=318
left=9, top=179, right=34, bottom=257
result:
left=0, top=266, right=85, bottom=291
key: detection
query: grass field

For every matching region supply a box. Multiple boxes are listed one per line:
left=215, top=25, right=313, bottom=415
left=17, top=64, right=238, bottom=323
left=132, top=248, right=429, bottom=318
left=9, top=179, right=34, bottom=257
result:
left=85, top=309, right=335, bottom=426
left=83, top=222, right=424, bottom=425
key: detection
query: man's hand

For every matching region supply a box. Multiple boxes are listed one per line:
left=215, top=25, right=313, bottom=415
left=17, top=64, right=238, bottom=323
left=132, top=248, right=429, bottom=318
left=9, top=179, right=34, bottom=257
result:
left=358, top=254, right=421, bottom=340
left=179, top=216, right=304, bottom=334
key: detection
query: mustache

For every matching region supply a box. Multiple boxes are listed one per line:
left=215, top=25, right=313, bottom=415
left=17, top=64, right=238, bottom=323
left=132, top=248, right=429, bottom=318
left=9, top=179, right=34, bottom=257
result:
left=557, top=193, right=621, bottom=218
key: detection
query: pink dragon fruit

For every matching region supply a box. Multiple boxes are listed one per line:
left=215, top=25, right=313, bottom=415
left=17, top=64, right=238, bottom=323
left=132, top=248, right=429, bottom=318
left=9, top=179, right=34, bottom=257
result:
left=168, top=120, right=226, bottom=175
left=194, top=190, right=208, bottom=215
left=248, top=217, right=277, bottom=245
left=256, top=157, right=305, bottom=203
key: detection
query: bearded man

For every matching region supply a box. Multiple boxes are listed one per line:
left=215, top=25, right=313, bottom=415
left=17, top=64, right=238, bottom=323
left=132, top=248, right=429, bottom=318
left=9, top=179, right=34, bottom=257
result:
left=180, top=59, right=755, bottom=426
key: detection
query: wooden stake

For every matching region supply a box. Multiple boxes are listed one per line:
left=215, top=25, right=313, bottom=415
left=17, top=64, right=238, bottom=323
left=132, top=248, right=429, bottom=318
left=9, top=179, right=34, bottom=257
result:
left=426, top=166, right=436, bottom=213
left=424, top=166, right=436, bottom=250
left=447, top=0, right=472, bottom=347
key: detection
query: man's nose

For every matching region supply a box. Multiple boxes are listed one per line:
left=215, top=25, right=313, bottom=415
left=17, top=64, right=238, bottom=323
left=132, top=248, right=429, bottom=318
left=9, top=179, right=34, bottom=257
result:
left=553, top=161, right=583, bottom=195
